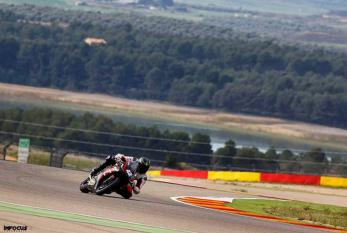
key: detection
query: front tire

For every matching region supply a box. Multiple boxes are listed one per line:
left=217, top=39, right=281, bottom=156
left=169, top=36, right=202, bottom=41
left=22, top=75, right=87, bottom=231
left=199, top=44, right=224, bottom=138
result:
left=95, top=176, right=120, bottom=196
left=80, top=178, right=90, bottom=193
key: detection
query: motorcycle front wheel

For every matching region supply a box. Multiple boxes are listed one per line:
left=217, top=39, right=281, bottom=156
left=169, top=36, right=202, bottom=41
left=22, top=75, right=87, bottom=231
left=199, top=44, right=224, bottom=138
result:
left=80, top=178, right=90, bottom=193
left=95, top=176, right=120, bottom=195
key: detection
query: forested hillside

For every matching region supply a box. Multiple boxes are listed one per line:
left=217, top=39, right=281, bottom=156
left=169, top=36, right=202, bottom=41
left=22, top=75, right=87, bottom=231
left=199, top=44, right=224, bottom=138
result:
left=0, top=7, right=347, bottom=128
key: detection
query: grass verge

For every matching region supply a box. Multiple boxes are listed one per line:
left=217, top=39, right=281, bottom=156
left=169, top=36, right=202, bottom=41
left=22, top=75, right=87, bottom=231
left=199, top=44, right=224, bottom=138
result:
left=4, top=145, right=100, bottom=170
left=228, top=199, right=347, bottom=229
left=63, top=154, right=101, bottom=171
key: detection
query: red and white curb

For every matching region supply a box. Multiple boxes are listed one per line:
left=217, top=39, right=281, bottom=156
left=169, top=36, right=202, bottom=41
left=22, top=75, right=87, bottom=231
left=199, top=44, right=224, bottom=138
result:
left=171, top=196, right=346, bottom=233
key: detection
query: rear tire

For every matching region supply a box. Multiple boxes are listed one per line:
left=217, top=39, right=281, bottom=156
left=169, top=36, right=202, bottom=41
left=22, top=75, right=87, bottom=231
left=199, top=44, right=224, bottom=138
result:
left=95, top=176, right=120, bottom=196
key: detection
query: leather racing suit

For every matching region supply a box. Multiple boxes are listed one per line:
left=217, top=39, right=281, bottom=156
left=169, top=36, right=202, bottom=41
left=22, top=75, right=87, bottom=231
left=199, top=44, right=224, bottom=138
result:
left=90, top=154, right=147, bottom=199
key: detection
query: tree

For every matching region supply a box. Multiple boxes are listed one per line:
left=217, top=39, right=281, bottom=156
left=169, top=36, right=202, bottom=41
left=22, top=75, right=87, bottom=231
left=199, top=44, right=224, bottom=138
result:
left=233, top=147, right=262, bottom=171
left=144, top=67, right=165, bottom=97
left=165, top=155, right=178, bottom=168
left=0, top=38, right=19, bottom=69
left=264, top=147, right=277, bottom=160
left=278, top=149, right=300, bottom=172
left=211, top=139, right=236, bottom=169
left=301, top=148, right=327, bottom=175
left=188, top=133, right=212, bottom=165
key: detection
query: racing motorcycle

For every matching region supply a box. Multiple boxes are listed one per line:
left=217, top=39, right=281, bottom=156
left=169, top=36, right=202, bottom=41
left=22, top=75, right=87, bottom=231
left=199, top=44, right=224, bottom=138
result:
left=80, top=161, right=130, bottom=196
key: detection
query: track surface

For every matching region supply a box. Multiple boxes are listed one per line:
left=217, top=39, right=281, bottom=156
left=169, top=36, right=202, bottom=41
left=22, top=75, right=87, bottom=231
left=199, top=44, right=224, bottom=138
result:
left=0, top=161, right=332, bottom=233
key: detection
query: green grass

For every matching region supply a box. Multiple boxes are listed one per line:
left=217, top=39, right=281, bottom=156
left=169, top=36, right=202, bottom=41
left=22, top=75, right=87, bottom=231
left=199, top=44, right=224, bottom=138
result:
left=7, top=149, right=18, bottom=159
left=6, top=147, right=50, bottom=165
left=229, top=199, right=347, bottom=229
left=5, top=145, right=100, bottom=170
left=63, top=155, right=101, bottom=171
left=28, top=151, right=50, bottom=166
left=6, top=146, right=50, bottom=165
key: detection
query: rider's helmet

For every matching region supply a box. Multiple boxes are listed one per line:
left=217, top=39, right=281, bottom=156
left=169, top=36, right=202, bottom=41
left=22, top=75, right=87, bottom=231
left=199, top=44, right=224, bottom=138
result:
left=137, top=157, right=150, bottom=174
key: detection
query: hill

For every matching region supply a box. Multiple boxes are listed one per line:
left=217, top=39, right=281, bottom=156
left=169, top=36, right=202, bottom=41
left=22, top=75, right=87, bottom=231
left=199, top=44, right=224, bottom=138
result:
left=0, top=6, right=346, bottom=129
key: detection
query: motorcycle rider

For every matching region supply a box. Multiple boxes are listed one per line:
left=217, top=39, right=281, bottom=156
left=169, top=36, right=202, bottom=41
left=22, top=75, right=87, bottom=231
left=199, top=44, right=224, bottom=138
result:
left=90, top=153, right=150, bottom=199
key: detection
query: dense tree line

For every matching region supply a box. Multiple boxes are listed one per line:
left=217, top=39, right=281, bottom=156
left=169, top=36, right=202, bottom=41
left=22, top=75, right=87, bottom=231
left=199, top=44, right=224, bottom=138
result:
left=0, top=6, right=347, bottom=129
left=0, top=108, right=212, bottom=165
left=0, top=108, right=346, bottom=175
left=213, top=141, right=347, bottom=176
left=0, top=4, right=242, bottom=40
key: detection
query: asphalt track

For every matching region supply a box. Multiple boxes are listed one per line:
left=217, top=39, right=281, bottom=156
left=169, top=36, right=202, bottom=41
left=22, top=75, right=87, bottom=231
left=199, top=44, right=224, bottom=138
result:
left=0, top=161, right=334, bottom=233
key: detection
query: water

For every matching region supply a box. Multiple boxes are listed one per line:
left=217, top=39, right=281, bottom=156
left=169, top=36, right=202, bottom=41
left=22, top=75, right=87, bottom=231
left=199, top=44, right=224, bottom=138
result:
left=0, top=98, right=321, bottom=153
left=92, top=108, right=317, bottom=152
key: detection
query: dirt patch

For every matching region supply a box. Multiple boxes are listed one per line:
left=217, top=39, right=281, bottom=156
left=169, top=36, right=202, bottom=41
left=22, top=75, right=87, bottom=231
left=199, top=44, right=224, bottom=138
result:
left=1, top=83, right=347, bottom=150
left=4, top=155, right=17, bottom=161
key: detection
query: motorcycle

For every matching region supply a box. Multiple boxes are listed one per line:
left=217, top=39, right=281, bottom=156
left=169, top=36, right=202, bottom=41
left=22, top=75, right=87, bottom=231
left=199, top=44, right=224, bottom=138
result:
left=80, top=161, right=130, bottom=196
